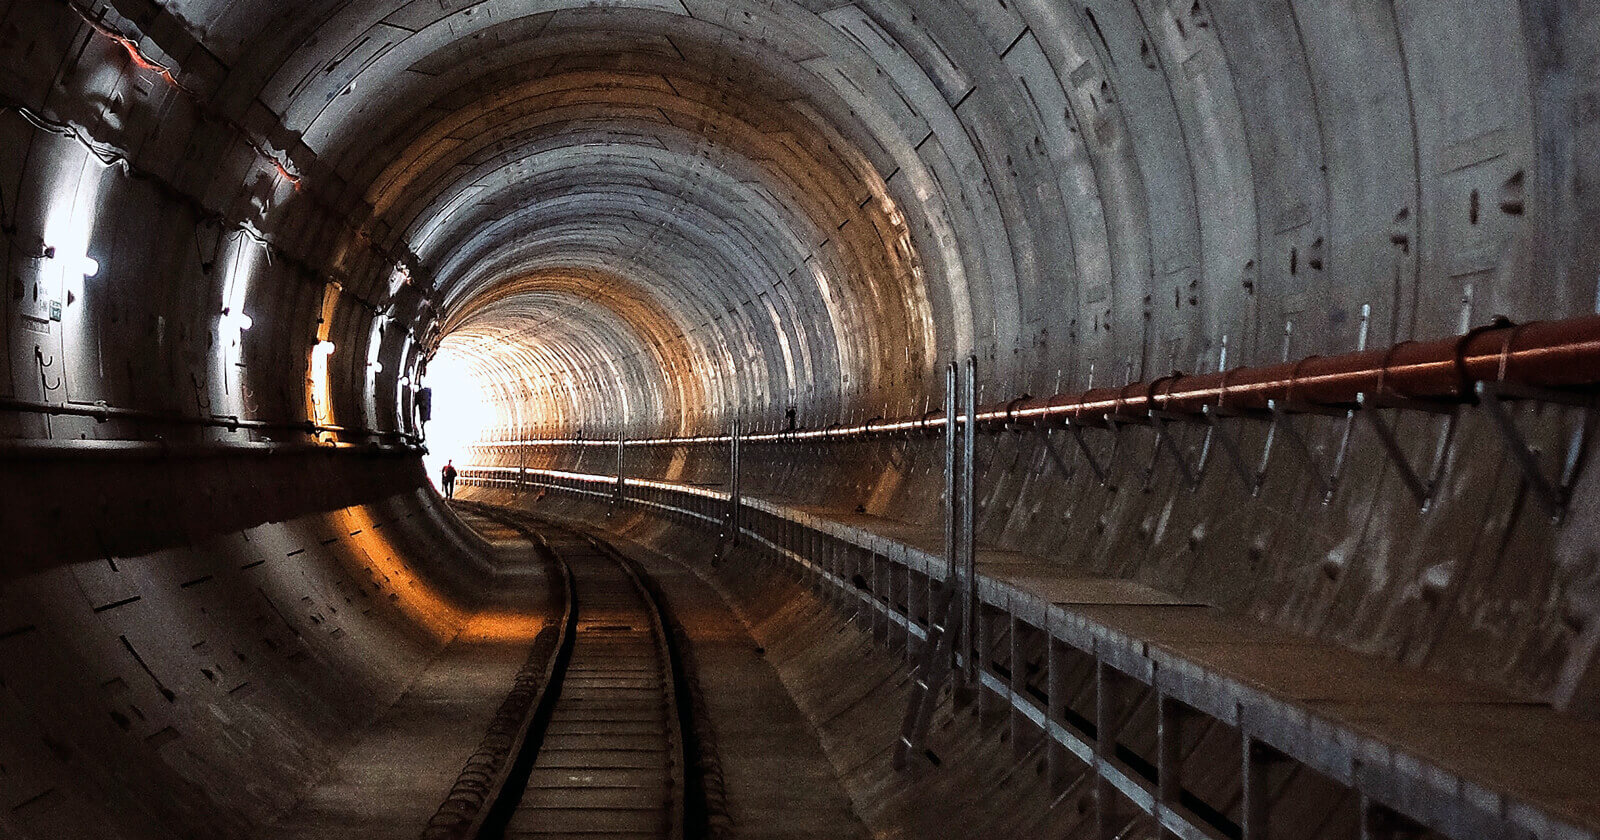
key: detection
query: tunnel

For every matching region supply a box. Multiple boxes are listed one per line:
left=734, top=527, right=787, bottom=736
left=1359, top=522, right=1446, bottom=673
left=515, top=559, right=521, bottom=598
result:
left=3, top=0, right=1600, bottom=838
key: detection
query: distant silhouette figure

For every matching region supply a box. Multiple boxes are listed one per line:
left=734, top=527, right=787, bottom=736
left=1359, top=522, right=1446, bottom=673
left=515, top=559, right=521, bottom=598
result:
left=441, top=460, right=458, bottom=499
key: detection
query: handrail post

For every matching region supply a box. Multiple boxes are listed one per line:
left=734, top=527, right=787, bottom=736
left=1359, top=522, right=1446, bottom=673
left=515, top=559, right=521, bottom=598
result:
left=516, top=437, right=526, bottom=496
left=962, top=355, right=978, bottom=689
left=944, top=362, right=960, bottom=672
left=729, top=420, right=742, bottom=546
left=614, top=437, right=625, bottom=509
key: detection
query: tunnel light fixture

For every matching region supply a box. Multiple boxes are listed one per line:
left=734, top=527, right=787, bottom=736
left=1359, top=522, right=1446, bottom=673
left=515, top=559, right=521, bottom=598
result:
left=38, top=248, right=98, bottom=279
left=222, top=307, right=253, bottom=331
left=314, top=340, right=336, bottom=356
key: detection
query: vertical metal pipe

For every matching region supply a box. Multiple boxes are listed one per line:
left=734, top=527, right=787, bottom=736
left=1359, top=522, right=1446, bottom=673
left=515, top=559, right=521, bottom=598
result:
left=943, top=362, right=959, bottom=670
left=873, top=553, right=888, bottom=643
left=1359, top=795, right=1381, bottom=840
left=1358, top=795, right=1425, bottom=840
left=1157, top=694, right=1183, bottom=839
left=1095, top=660, right=1122, bottom=840
left=1046, top=638, right=1069, bottom=791
left=729, top=419, right=741, bottom=546
left=1009, top=615, right=1024, bottom=756
left=614, top=437, right=625, bottom=506
left=516, top=439, right=526, bottom=496
left=1241, top=736, right=1269, bottom=840
left=962, top=355, right=978, bottom=685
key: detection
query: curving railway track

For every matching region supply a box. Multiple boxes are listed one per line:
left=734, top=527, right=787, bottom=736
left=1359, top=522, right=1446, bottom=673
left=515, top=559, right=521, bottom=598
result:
left=424, top=504, right=692, bottom=840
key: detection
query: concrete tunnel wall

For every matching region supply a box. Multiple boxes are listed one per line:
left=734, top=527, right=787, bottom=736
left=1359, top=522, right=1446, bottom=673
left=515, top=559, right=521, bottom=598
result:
left=2, top=0, right=1600, bottom=836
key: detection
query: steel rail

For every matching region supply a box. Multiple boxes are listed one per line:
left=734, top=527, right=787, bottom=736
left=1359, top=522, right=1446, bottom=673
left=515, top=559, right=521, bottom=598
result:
left=447, top=508, right=689, bottom=840
left=421, top=503, right=576, bottom=840
left=473, top=313, right=1600, bottom=447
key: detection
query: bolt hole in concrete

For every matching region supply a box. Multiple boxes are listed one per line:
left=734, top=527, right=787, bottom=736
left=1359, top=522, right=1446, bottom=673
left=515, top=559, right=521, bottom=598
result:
left=4, top=2, right=1600, bottom=839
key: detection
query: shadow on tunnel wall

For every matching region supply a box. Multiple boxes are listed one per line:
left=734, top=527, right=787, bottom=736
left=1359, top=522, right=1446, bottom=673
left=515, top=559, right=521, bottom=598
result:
left=4, top=448, right=437, bottom=573
left=0, top=451, right=498, bottom=837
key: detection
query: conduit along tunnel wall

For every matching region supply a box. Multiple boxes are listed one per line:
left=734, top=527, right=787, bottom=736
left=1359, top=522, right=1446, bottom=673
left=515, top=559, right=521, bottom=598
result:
left=2, top=1, right=1600, bottom=839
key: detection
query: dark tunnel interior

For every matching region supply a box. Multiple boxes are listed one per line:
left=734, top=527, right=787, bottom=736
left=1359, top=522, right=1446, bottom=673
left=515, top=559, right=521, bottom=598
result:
left=3, top=1, right=1600, bottom=838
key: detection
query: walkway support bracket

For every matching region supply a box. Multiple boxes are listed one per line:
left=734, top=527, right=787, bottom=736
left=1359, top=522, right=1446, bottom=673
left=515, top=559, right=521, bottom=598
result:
left=1476, top=380, right=1595, bottom=522
left=1357, top=393, right=1458, bottom=511
left=1035, top=425, right=1077, bottom=483
left=612, top=437, right=625, bottom=511
left=1201, top=406, right=1258, bottom=495
left=728, top=421, right=741, bottom=546
left=1148, top=411, right=1200, bottom=489
left=1067, top=417, right=1116, bottom=489
left=1260, top=400, right=1339, bottom=500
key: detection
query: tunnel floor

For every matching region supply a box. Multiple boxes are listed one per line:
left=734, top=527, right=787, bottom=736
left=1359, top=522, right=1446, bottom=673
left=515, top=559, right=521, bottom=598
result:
left=259, top=505, right=865, bottom=839
left=597, top=529, right=868, bottom=840
left=262, top=511, right=553, bottom=839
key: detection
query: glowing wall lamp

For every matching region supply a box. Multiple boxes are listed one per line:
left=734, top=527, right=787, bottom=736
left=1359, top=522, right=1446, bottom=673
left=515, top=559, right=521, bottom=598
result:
left=310, top=340, right=337, bottom=428
left=70, top=254, right=99, bottom=279
left=221, top=308, right=253, bottom=332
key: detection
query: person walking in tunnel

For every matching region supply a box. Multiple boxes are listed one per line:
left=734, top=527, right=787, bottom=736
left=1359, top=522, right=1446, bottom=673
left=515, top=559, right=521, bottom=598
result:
left=441, top=460, right=458, bottom=499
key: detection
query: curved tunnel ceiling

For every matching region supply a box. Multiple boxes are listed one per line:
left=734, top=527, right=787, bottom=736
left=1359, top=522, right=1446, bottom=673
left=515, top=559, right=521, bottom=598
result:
left=260, top=0, right=1588, bottom=443
left=254, top=3, right=951, bottom=439
left=7, top=2, right=1600, bottom=835
left=7, top=0, right=1596, bottom=448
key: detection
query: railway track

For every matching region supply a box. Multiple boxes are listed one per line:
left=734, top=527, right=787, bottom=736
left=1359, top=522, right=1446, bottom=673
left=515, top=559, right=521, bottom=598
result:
left=424, top=505, right=690, bottom=840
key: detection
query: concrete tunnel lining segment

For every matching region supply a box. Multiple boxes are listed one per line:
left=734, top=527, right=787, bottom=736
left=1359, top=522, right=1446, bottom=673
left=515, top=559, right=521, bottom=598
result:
left=3, top=0, right=1600, bottom=837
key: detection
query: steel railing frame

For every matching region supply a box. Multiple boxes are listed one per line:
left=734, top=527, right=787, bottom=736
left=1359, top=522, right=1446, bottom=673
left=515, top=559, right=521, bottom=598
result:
left=458, top=466, right=1596, bottom=840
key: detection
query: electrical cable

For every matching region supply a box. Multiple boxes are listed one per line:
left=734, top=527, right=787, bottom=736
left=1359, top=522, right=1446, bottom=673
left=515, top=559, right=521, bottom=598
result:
left=10, top=6, right=438, bottom=345
left=0, top=97, right=403, bottom=308
left=59, top=0, right=303, bottom=187
left=10, top=102, right=130, bottom=169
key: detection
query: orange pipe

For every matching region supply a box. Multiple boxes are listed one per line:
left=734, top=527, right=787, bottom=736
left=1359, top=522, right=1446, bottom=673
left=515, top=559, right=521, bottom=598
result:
left=999, top=314, right=1600, bottom=427
left=495, top=313, right=1600, bottom=445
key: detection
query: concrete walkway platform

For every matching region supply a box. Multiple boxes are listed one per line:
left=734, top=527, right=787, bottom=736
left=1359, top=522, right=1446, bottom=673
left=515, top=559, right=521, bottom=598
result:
left=776, top=500, right=1600, bottom=839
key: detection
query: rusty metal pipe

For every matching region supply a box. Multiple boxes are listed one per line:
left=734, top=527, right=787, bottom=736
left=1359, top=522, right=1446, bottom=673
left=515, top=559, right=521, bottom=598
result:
left=483, top=314, right=1600, bottom=447
left=1000, top=314, right=1600, bottom=427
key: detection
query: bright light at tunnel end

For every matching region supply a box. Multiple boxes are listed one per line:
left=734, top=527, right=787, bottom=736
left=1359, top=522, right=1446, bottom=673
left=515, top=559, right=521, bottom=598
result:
left=422, top=348, right=494, bottom=491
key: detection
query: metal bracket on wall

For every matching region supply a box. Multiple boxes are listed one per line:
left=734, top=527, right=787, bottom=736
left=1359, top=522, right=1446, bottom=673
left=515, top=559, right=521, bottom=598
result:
left=1356, top=392, right=1458, bottom=511
left=1201, top=405, right=1259, bottom=495
left=1147, top=410, right=1200, bottom=489
left=34, top=345, right=60, bottom=392
left=1034, top=424, right=1076, bottom=483
left=1475, top=381, right=1595, bottom=523
left=1065, top=417, right=1116, bottom=490
left=1260, top=400, right=1341, bottom=500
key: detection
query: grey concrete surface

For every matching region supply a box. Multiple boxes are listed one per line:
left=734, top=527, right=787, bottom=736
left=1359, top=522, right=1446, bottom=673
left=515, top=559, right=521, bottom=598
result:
left=261, top=510, right=551, bottom=839
left=5, top=0, right=1600, bottom=837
